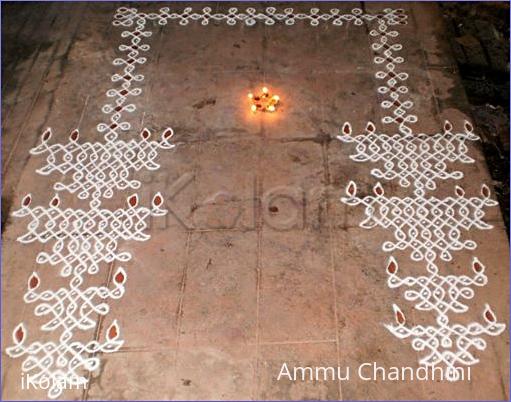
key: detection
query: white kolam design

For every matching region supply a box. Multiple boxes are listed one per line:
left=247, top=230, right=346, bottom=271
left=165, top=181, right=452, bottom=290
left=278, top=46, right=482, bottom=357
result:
left=31, top=127, right=175, bottom=202
left=6, top=270, right=126, bottom=399
left=7, top=191, right=167, bottom=398
left=6, top=6, right=174, bottom=399
left=6, top=5, right=505, bottom=398
left=113, top=5, right=406, bottom=27
left=386, top=301, right=505, bottom=381
left=14, top=193, right=167, bottom=277
left=113, top=6, right=412, bottom=134
left=338, top=112, right=505, bottom=375
left=385, top=256, right=489, bottom=316
left=370, top=19, right=417, bottom=135
left=384, top=257, right=505, bottom=381
left=6, top=5, right=413, bottom=399
left=337, top=121, right=479, bottom=196
left=341, top=181, right=497, bottom=263
left=102, top=10, right=153, bottom=142
left=7, top=319, right=123, bottom=400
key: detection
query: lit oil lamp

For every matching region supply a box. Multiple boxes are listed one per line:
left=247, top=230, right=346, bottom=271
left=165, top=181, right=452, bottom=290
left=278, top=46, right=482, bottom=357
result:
left=248, top=86, right=280, bottom=113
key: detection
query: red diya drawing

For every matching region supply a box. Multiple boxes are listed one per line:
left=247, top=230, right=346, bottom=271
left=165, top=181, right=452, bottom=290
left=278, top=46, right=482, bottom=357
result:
left=248, top=86, right=280, bottom=113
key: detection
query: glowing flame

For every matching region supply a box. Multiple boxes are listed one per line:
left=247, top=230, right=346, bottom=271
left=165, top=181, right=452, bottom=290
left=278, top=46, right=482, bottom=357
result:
left=248, top=86, right=280, bottom=113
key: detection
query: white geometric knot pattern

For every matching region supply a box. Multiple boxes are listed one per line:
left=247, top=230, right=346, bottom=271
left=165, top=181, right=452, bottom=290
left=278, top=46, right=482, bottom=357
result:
left=337, top=121, right=479, bottom=196
left=385, top=256, right=488, bottom=318
left=6, top=267, right=128, bottom=399
left=13, top=193, right=166, bottom=278
left=386, top=303, right=505, bottom=381
left=13, top=5, right=501, bottom=398
left=370, top=19, right=417, bottom=134
left=23, top=268, right=127, bottom=337
left=7, top=188, right=166, bottom=398
left=337, top=113, right=505, bottom=377
left=340, top=181, right=498, bottom=263
left=6, top=6, right=172, bottom=396
left=384, top=257, right=505, bottom=381
left=113, top=6, right=407, bottom=27
left=5, top=6, right=411, bottom=398
left=100, top=12, right=152, bottom=141
left=30, top=127, right=175, bottom=202
left=6, top=318, right=123, bottom=400
left=113, top=6, right=411, bottom=133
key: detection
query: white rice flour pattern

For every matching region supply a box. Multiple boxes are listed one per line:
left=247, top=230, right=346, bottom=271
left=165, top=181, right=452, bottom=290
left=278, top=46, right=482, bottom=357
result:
left=341, top=181, right=498, bottom=264
left=101, top=9, right=153, bottom=142
left=13, top=193, right=166, bottom=277
left=338, top=59, right=505, bottom=381
left=7, top=192, right=166, bottom=398
left=7, top=5, right=412, bottom=399
left=30, top=127, right=175, bottom=203
left=370, top=16, right=417, bottom=135
left=339, top=124, right=506, bottom=375
left=113, top=5, right=411, bottom=133
left=6, top=5, right=504, bottom=399
left=384, top=257, right=505, bottom=381
left=6, top=7, right=175, bottom=399
left=337, top=121, right=479, bottom=196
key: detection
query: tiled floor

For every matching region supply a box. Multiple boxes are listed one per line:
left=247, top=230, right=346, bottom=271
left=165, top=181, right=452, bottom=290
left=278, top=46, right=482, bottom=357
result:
left=1, top=2, right=509, bottom=400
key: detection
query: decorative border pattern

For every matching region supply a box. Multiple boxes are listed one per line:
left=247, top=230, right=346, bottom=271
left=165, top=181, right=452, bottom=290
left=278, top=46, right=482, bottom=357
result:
left=387, top=301, right=505, bottom=381
left=113, top=6, right=413, bottom=134
left=13, top=193, right=166, bottom=276
left=102, top=12, right=152, bottom=142
left=370, top=18, right=417, bottom=135
left=7, top=6, right=413, bottom=399
left=386, top=257, right=489, bottom=316
left=113, top=6, right=406, bottom=27
left=6, top=272, right=126, bottom=399
left=339, top=123, right=505, bottom=374
left=5, top=5, right=505, bottom=399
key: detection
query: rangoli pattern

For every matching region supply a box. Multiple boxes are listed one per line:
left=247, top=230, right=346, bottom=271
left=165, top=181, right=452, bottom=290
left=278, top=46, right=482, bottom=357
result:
left=6, top=6, right=174, bottom=399
left=341, top=181, right=497, bottom=263
left=337, top=121, right=479, bottom=196
left=113, top=6, right=406, bottom=27
left=333, top=7, right=504, bottom=377
left=7, top=5, right=413, bottom=398
left=339, top=110, right=504, bottom=374
left=386, top=301, right=505, bottom=381
left=113, top=6, right=412, bottom=134
left=102, top=10, right=152, bottom=142
left=14, top=193, right=166, bottom=277
left=5, top=5, right=506, bottom=398
left=341, top=155, right=506, bottom=381
left=370, top=18, right=417, bottom=135
left=6, top=269, right=126, bottom=399
left=31, top=128, right=175, bottom=202
left=384, top=257, right=505, bottom=381
left=385, top=257, right=489, bottom=317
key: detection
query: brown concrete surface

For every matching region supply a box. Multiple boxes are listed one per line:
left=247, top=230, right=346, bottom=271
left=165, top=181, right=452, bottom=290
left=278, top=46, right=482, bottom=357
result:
left=1, top=2, right=509, bottom=400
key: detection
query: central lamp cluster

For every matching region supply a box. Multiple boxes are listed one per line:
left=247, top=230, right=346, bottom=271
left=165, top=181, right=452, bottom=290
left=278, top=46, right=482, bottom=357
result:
left=248, top=87, right=280, bottom=113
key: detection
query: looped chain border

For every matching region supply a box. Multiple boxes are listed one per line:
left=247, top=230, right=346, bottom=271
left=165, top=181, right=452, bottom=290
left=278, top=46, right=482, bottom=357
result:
left=5, top=5, right=506, bottom=398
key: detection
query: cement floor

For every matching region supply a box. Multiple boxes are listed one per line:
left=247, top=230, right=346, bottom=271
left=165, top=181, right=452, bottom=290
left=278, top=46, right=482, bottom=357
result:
left=1, top=2, right=509, bottom=400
